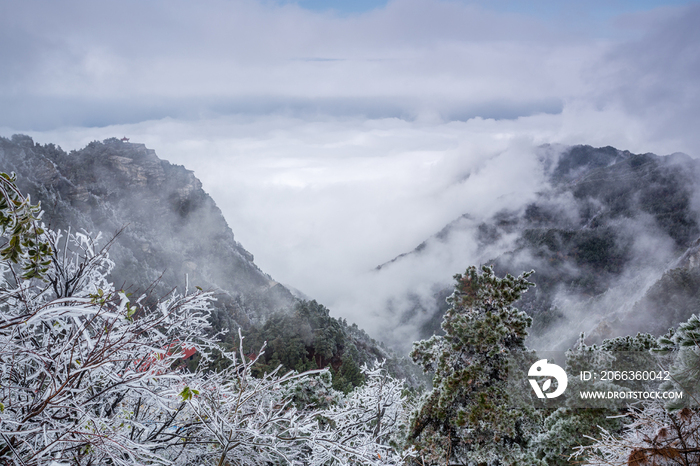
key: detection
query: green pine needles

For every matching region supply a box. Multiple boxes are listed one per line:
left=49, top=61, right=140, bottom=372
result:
left=409, top=265, right=543, bottom=465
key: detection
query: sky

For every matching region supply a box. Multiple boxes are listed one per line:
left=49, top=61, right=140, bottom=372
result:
left=2, top=0, right=700, bottom=347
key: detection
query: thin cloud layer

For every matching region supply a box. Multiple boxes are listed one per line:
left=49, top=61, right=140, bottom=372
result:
left=1, top=0, right=595, bottom=128
left=593, top=4, right=700, bottom=152
left=2, top=0, right=696, bottom=130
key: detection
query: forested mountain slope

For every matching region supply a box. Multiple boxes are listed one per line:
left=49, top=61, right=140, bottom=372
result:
left=381, top=145, right=700, bottom=347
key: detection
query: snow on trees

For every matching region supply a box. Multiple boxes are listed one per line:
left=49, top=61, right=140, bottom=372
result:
left=574, top=316, right=700, bottom=466
left=408, top=265, right=543, bottom=465
left=0, top=227, right=216, bottom=464
left=656, top=314, right=700, bottom=410
left=0, top=173, right=410, bottom=465
left=574, top=402, right=700, bottom=466
left=308, top=360, right=415, bottom=465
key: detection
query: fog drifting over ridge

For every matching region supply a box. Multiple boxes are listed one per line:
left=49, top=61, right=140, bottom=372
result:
left=2, top=0, right=700, bottom=350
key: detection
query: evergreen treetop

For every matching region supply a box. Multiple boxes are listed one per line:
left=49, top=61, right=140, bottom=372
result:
left=409, top=265, right=541, bottom=465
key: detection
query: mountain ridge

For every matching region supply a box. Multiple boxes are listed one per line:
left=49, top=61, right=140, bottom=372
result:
left=375, top=144, right=700, bottom=348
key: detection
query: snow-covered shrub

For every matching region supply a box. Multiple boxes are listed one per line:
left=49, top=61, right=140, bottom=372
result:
left=0, top=174, right=412, bottom=465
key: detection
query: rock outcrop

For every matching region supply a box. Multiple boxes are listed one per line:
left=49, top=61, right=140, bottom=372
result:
left=0, top=134, right=296, bottom=333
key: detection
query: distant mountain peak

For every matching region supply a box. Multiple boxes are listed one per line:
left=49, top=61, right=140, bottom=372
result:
left=370, top=144, right=700, bottom=349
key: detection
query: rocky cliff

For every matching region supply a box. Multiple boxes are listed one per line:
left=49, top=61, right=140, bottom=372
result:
left=0, top=134, right=295, bottom=331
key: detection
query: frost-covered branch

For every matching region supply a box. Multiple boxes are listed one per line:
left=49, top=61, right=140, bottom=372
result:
left=0, top=230, right=412, bottom=465
left=0, top=227, right=215, bottom=465
left=575, top=403, right=700, bottom=466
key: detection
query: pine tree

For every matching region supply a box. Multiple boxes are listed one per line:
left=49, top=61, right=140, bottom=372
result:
left=408, top=265, right=543, bottom=465
left=572, top=322, right=700, bottom=465
left=534, top=333, right=659, bottom=465
left=656, top=314, right=700, bottom=410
